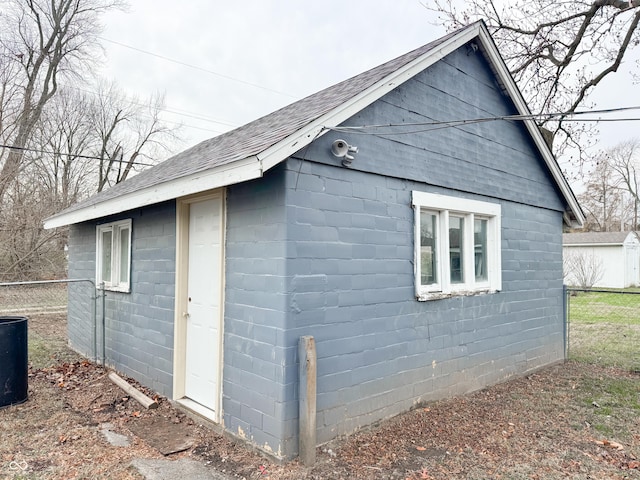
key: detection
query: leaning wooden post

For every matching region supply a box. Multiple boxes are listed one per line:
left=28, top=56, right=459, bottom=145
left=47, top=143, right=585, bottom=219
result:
left=299, top=336, right=317, bottom=466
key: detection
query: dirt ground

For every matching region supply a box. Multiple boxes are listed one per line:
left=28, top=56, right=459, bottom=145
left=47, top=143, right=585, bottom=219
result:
left=1, top=314, right=639, bottom=479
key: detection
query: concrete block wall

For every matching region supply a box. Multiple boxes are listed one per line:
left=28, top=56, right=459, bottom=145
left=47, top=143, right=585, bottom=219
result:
left=67, top=223, right=99, bottom=358
left=67, top=201, right=177, bottom=397
left=223, top=171, right=292, bottom=458
left=281, top=160, right=565, bottom=451
left=270, top=45, right=568, bottom=456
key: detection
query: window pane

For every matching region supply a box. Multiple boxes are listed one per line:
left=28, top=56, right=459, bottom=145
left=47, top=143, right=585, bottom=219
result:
left=449, top=216, right=464, bottom=284
left=119, top=227, right=130, bottom=284
left=101, top=230, right=112, bottom=283
left=474, top=219, right=488, bottom=281
left=420, top=211, right=438, bottom=285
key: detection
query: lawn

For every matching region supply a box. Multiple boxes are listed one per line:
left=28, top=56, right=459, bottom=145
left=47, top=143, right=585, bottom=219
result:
left=567, top=289, right=640, bottom=371
left=568, top=289, right=640, bottom=324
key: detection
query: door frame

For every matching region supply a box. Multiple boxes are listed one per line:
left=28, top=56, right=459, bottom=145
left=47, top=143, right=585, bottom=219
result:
left=173, top=189, right=225, bottom=422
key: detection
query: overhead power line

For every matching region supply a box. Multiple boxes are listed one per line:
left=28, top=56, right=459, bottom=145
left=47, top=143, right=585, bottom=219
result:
left=327, top=106, right=640, bottom=135
left=3, top=106, right=639, bottom=168
left=100, top=37, right=299, bottom=99
left=0, top=144, right=156, bottom=167
left=56, top=84, right=232, bottom=136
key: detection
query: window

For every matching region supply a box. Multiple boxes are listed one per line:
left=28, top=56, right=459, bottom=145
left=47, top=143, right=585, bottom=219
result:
left=412, top=191, right=501, bottom=300
left=96, top=219, right=132, bottom=292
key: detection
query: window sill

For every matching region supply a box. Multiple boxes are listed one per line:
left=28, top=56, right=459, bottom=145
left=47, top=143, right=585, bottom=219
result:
left=100, top=285, right=131, bottom=294
left=417, top=288, right=498, bottom=302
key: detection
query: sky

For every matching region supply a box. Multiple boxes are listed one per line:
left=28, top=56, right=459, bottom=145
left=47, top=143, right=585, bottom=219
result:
left=97, top=1, right=640, bottom=176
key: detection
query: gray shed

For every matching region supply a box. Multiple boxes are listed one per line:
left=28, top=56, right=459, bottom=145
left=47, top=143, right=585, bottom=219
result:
left=45, top=21, right=584, bottom=460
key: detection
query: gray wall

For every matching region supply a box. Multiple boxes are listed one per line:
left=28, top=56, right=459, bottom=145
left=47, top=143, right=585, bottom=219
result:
left=67, top=201, right=176, bottom=396
left=282, top=162, right=564, bottom=449
left=223, top=171, right=292, bottom=457
left=219, top=45, right=567, bottom=458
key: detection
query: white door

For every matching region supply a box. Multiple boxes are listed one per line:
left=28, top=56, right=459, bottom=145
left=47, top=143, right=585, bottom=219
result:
left=185, top=197, right=223, bottom=412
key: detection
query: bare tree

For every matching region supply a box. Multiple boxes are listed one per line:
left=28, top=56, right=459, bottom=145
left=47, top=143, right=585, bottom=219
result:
left=564, top=251, right=605, bottom=288
left=425, top=0, right=640, bottom=166
left=35, top=88, right=97, bottom=209
left=0, top=0, right=122, bottom=207
left=91, top=82, right=177, bottom=192
left=606, top=139, right=640, bottom=229
left=578, top=155, right=624, bottom=231
left=0, top=83, right=179, bottom=280
left=0, top=2, right=182, bottom=281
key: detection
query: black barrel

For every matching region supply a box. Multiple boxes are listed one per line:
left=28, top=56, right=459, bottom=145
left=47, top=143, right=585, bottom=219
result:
left=0, top=316, right=28, bottom=408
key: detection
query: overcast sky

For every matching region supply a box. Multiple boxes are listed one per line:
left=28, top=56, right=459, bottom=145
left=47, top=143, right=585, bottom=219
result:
left=97, top=1, right=639, bottom=166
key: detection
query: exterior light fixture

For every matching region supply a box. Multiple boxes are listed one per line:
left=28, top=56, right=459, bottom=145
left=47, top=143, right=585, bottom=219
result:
left=331, top=139, right=358, bottom=167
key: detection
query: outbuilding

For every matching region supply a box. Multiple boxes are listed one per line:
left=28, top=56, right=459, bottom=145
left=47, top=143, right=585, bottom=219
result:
left=563, top=231, right=640, bottom=289
left=45, top=21, right=584, bottom=459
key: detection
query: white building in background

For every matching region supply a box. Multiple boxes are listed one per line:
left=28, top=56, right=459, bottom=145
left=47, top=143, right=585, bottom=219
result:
left=563, top=231, right=640, bottom=289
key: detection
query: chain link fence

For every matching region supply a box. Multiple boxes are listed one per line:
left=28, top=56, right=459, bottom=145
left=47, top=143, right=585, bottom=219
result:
left=566, top=287, right=640, bottom=371
left=0, top=281, right=70, bottom=316
left=0, top=279, right=100, bottom=363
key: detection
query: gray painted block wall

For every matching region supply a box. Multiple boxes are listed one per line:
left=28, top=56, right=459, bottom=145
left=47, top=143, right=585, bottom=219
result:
left=220, top=46, right=567, bottom=459
left=282, top=162, right=564, bottom=449
left=67, top=223, right=99, bottom=359
left=224, top=172, right=292, bottom=457
left=67, top=201, right=177, bottom=397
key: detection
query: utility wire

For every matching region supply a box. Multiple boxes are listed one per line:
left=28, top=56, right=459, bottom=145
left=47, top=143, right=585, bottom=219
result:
left=63, top=83, right=238, bottom=131
left=4, top=106, right=640, bottom=167
left=327, top=106, right=640, bottom=135
left=100, top=37, right=299, bottom=99
left=0, top=144, right=157, bottom=167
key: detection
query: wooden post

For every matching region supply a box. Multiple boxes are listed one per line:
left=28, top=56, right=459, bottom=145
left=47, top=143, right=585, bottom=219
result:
left=299, top=336, right=317, bottom=466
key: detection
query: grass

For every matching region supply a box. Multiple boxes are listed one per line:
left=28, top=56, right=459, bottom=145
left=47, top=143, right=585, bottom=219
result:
left=568, top=290, right=640, bottom=325
left=28, top=331, right=79, bottom=370
left=568, top=289, right=640, bottom=371
left=579, top=375, right=640, bottom=443
left=2, top=310, right=639, bottom=478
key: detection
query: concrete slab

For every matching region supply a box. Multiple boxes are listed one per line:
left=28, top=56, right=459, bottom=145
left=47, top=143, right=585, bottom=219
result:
left=100, top=423, right=130, bottom=447
left=131, top=458, right=233, bottom=480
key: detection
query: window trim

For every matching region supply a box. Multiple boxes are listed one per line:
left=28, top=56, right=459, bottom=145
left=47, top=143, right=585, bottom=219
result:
left=412, top=191, right=501, bottom=301
left=96, top=219, right=132, bottom=292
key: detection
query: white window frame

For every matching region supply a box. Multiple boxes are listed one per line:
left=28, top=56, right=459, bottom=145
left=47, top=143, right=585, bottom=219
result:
left=96, top=219, right=132, bottom=292
left=412, top=191, right=501, bottom=301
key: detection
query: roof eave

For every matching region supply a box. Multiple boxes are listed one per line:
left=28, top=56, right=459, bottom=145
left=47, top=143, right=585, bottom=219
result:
left=564, top=242, right=623, bottom=247
left=44, top=156, right=263, bottom=229
left=259, top=23, right=585, bottom=228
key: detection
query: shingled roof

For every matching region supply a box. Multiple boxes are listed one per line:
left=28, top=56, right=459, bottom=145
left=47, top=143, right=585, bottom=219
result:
left=563, top=231, right=640, bottom=245
left=45, top=21, right=584, bottom=229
